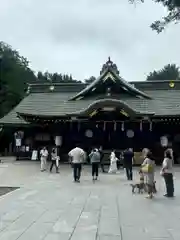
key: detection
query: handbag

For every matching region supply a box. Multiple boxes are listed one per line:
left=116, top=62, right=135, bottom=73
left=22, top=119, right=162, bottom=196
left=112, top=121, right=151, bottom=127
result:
left=142, top=164, right=153, bottom=173
left=160, top=169, right=165, bottom=176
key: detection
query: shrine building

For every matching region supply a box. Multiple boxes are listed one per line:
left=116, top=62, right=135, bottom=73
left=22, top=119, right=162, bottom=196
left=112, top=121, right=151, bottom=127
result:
left=1, top=58, right=180, bottom=164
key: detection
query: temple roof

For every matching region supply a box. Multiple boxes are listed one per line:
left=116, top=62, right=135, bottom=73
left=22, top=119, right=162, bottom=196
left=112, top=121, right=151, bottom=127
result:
left=69, top=58, right=151, bottom=100
left=1, top=59, right=180, bottom=125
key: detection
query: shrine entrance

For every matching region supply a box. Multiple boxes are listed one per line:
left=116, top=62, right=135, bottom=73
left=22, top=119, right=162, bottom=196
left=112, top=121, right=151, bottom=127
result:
left=87, top=107, right=132, bottom=150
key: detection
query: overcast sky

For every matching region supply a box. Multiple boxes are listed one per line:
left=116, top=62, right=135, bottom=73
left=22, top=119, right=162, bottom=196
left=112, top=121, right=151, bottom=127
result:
left=0, top=0, right=180, bottom=81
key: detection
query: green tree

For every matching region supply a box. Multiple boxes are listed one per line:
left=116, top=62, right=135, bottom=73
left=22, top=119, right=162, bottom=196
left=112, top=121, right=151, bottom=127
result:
left=37, top=71, right=46, bottom=81
left=147, top=64, right=180, bottom=80
left=85, top=76, right=96, bottom=84
left=129, top=0, right=180, bottom=33
left=0, top=42, right=37, bottom=117
left=37, top=71, right=81, bottom=83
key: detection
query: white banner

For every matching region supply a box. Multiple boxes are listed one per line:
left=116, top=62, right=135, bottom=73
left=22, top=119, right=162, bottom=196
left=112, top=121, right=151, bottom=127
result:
left=15, top=139, right=21, bottom=147
left=31, top=150, right=38, bottom=161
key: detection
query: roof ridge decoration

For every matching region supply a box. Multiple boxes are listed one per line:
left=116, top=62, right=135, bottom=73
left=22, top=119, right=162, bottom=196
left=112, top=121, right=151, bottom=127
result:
left=100, top=57, right=120, bottom=75
left=69, top=58, right=152, bottom=100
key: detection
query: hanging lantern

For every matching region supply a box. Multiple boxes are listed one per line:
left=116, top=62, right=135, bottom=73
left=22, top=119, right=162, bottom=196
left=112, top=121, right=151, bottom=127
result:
left=121, top=122, right=124, bottom=131
left=114, top=122, right=117, bottom=131
left=160, top=136, right=168, bottom=147
left=55, top=136, right=62, bottom=146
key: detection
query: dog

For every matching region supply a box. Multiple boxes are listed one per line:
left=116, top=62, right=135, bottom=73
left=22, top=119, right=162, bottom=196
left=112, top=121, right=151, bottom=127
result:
left=130, top=181, right=157, bottom=194
left=130, top=169, right=157, bottom=194
left=130, top=182, right=146, bottom=194
left=130, top=170, right=146, bottom=194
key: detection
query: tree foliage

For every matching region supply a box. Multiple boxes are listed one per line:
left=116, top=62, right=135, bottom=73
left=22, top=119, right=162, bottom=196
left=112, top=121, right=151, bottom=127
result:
left=37, top=71, right=81, bottom=83
left=0, top=42, right=37, bottom=117
left=84, top=76, right=96, bottom=84
left=0, top=41, right=84, bottom=118
left=129, top=0, right=180, bottom=33
left=146, top=64, right=180, bottom=80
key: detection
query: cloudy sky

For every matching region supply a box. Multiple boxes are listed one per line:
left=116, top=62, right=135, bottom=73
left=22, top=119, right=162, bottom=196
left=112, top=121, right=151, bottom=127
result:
left=0, top=0, right=180, bottom=81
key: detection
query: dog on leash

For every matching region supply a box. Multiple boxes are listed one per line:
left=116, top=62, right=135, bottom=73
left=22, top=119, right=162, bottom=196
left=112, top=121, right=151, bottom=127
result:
left=130, top=182, right=146, bottom=194
left=130, top=169, right=157, bottom=194
left=130, top=170, right=146, bottom=194
left=131, top=181, right=157, bottom=194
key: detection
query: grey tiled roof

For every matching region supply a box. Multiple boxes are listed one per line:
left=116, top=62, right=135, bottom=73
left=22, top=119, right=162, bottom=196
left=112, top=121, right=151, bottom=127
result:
left=145, top=90, right=180, bottom=116
left=15, top=92, right=86, bottom=116
left=0, top=110, right=27, bottom=125
left=1, top=88, right=180, bottom=125
left=14, top=90, right=180, bottom=117
left=13, top=93, right=152, bottom=117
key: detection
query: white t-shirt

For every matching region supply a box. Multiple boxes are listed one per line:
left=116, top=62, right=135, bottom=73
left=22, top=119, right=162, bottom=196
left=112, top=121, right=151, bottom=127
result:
left=68, top=147, right=85, bottom=163
left=162, top=157, right=173, bottom=173
left=40, top=149, right=48, bottom=159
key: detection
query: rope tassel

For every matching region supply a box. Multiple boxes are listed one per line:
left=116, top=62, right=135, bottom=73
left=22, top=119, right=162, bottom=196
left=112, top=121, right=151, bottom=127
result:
left=114, top=122, right=117, bottom=131
left=103, top=122, right=106, bottom=131
left=121, top=122, right=124, bottom=131
left=149, top=121, right=152, bottom=131
left=78, top=122, right=80, bottom=131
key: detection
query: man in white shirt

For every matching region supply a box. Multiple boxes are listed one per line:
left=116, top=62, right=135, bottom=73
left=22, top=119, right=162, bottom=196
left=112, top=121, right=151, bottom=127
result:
left=68, top=144, right=85, bottom=182
left=40, top=147, right=48, bottom=171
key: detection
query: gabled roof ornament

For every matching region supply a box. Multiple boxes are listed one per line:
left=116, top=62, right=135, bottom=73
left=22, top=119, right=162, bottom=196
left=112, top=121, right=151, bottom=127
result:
left=106, top=87, right=111, bottom=97
left=69, top=58, right=152, bottom=101
left=100, top=57, right=119, bottom=75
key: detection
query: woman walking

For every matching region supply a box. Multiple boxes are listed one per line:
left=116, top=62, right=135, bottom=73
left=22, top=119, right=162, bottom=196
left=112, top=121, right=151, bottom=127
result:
left=161, top=149, right=174, bottom=198
left=50, top=148, right=59, bottom=173
left=40, top=147, right=48, bottom=172
left=141, top=151, right=155, bottom=199
left=89, top=148, right=100, bottom=181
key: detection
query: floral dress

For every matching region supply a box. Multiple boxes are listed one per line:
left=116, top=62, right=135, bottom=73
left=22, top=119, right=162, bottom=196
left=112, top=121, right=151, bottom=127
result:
left=142, top=157, right=155, bottom=186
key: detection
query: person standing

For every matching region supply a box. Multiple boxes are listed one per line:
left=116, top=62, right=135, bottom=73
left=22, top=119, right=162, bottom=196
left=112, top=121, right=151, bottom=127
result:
left=50, top=148, right=59, bottom=173
left=99, top=146, right=105, bottom=173
left=108, top=150, right=118, bottom=173
left=68, top=144, right=85, bottom=183
left=89, top=148, right=101, bottom=181
left=123, top=148, right=134, bottom=180
left=40, top=147, right=48, bottom=172
left=161, top=149, right=174, bottom=198
left=141, top=151, right=155, bottom=199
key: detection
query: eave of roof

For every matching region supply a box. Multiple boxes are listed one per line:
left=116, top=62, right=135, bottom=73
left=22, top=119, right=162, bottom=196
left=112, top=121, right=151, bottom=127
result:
left=17, top=98, right=155, bottom=119
left=0, top=109, right=28, bottom=126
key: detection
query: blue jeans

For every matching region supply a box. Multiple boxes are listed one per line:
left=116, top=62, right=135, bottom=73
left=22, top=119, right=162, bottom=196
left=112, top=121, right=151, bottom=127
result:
left=73, top=163, right=82, bottom=181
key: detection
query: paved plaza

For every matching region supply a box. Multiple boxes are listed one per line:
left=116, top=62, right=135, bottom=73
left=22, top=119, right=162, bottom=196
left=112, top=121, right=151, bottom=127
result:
left=0, top=160, right=180, bottom=240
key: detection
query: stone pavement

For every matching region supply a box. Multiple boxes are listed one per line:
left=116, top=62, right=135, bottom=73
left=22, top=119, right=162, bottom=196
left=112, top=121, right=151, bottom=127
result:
left=0, top=161, right=180, bottom=240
